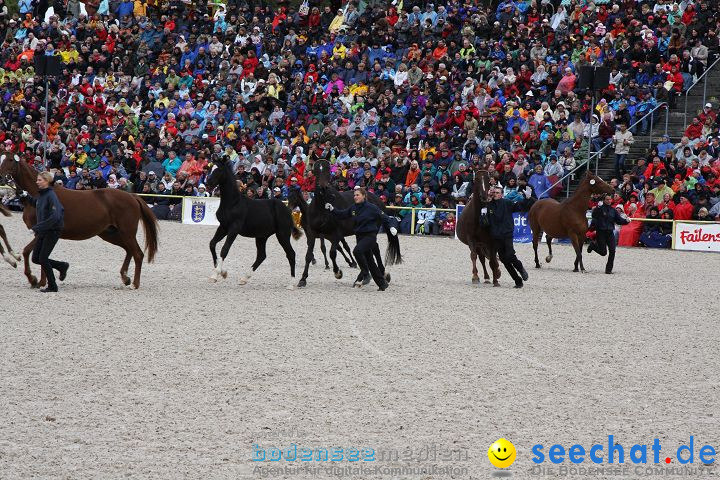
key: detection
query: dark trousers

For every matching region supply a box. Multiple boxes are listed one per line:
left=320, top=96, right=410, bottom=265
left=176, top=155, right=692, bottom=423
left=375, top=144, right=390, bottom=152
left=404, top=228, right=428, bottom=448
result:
left=32, top=231, right=63, bottom=289
left=592, top=230, right=616, bottom=273
left=354, top=233, right=385, bottom=287
left=492, top=236, right=523, bottom=284
left=356, top=242, right=383, bottom=282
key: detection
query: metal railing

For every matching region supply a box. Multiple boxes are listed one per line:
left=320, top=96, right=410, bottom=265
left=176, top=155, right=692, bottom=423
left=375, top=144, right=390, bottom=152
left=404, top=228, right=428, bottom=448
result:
left=539, top=102, right=669, bottom=198
left=683, top=55, right=720, bottom=127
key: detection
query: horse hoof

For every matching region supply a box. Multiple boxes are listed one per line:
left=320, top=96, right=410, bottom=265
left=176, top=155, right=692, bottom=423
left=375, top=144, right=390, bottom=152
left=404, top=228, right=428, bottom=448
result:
left=297, top=279, right=307, bottom=288
left=312, top=258, right=317, bottom=265
left=545, top=255, right=553, bottom=263
left=353, top=281, right=363, bottom=288
left=484, top=280, right=491, bottom=284
left=334, top=270, right=343, bottom=279
left=132, top=284, right=139, bottom=290
left=325, top=266, right=330, bottom=270
left=12, top=252, right=21, bottom=262
left=208, top=277, right=218, bottom=283
left=472, top=277, right=480, bottom=284
left=493, top=282, right=500, bottom=287
left=573, top=268, right=579, bottom=272
left=221, top=271, right=228, bottom=279
left=350, top=263, right=358, bottom=269
left=384, top=272, right=391, bottom=283
left=535, top=264, right=541, bottom=269
left=123, top=278, right=131, bottom=286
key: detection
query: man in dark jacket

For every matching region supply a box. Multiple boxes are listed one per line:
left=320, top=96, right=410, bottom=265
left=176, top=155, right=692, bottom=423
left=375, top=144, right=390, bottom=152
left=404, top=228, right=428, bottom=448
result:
left=484, top=186, right=531, bottom=288
left=587, top=193, right=630, bottom=274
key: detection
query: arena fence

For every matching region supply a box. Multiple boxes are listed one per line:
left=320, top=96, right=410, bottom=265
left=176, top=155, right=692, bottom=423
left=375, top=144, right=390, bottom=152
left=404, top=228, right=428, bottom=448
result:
left=134, top=194, right=719, bottom=253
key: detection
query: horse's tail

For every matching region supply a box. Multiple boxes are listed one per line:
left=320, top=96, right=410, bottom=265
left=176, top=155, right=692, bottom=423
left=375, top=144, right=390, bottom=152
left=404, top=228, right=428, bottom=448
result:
left=292, top=225, right=303, bottom=240
left=0, top=203, right=11, bottom=217
left=136, top=196, right=159, bottom=263
left=384, top=225, right=402, bottom=266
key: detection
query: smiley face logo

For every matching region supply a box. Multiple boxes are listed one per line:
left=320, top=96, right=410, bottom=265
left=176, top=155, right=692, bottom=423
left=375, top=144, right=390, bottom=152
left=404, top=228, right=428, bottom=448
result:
left=488, top=438, right=516, bottom=469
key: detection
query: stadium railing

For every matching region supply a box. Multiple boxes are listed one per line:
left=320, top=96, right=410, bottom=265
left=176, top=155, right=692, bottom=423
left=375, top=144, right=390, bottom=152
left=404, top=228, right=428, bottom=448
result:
left=540, top=102, right=669, bottom=199
left=683, top=55, right=720, bottom=127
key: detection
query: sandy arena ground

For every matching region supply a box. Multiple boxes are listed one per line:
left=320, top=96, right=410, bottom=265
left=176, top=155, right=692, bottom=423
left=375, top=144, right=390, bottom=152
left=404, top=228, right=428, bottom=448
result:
left=0, top=215, right=718, bottom=480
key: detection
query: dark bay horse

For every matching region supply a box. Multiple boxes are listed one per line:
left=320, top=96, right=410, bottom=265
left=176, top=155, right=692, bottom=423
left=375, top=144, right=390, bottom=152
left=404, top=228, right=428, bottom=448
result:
left=0, top=202, right=22, bottom=268
left=296, top=160, right=402, bottom=288
left=528, top=171, right=614, bottom=272
left=204, top=157, right=301, bottom=285
left=286, top=188, right=357, bottom=270
left=456, top=169, right=501, bottom=285
left=0, top=153, right=158, bottom=288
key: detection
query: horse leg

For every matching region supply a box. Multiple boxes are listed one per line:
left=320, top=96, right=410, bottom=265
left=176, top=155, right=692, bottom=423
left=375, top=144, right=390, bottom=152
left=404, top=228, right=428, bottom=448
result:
left=576, top=233, right=586, bottom=273
left=571, top=234, right=582, bottom=272
left=342, top=238, right=358, bottom=268
left=319, top=238, right=330, bottom=269
left=22, top=238, right=39, bottom=287
left=298, top=233, right=315, bottom=288
left=479, top=253, right=492, bottom=283
left=489, top=249, right=502, bottom=286
left=532, top=230, right=541, bottom=269
left=276, top=231, right=297, bottom=285
left=545, top=235, right=554, bottom=264
left=329, top=238, right=342, bottom=280
left=470, top=251, right=480, bottom=284
left=98, top=232, right=133, bottom=286
left=239, top=234, right=270, bottom=286
left=216, top=230, right=239, bottom=282
left=0, top=225, right=18, bottom=267
left=209, top=225, right=227, bottom=282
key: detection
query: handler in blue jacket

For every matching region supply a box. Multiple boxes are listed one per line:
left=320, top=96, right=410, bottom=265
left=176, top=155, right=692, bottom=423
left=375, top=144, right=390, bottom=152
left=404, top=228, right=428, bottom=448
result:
left=325, top=187, right=397, bottom=291
left=24, top=171, right=69, bottom=293
left=484, top=186, right=532, bottom=288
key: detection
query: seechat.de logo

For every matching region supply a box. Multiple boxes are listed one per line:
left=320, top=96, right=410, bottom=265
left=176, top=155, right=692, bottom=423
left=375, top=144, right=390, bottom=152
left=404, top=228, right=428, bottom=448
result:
left=488, top=438, right=517, bottom=469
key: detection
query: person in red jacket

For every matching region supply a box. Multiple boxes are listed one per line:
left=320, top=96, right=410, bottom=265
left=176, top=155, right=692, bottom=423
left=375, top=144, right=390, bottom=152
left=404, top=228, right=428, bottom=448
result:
left=698, top=103, right=717, bottom=124
left=684, top=117, right=703, bottom=140
left=672, top=195, right=694, bottom=220
left=666, top=66, right=684, bottom=107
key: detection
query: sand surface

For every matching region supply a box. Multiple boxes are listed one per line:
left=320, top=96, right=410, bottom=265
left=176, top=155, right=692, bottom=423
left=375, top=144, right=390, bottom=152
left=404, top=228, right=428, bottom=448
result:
left=0, top=215, right=717, bottom=480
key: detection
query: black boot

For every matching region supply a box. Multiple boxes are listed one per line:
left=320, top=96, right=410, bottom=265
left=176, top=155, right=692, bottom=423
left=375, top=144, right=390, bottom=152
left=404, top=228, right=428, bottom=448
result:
left=587, top=242, right=595, bottom=254
left=58, top=262, right=69, bottom=281
left=40, top=286, right=58, bottom=293
left=519, top=266, right=529, bottom=281
left=514, top=281, right=523, bottom=288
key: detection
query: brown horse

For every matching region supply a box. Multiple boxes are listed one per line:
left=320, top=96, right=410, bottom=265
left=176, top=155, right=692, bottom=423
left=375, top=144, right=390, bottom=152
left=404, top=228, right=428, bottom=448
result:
left=0, top=153, right=159, bottom=289
left=456, top=169, right=501, bottom=285
left=0, top=202, right=22, bottom=268
left=528, top=171, right=614, bottom=272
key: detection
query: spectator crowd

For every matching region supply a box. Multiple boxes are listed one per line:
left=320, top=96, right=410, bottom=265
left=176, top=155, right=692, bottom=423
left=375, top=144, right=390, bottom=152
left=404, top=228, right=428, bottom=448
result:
left=0, top=0, right=719, bottom=234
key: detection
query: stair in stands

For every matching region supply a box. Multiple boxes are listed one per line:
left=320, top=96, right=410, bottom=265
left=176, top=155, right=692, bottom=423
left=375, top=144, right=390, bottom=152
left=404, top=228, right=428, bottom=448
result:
left=564, top=66, right=720, bottom=196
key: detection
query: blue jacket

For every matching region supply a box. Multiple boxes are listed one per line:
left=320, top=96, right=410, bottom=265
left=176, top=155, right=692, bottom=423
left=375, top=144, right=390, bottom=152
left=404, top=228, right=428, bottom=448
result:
left=30, top=188, right=64, bottom=234
left=332, top=201, right=392, bottom=235
left=486, top=197, right=528, bottom=239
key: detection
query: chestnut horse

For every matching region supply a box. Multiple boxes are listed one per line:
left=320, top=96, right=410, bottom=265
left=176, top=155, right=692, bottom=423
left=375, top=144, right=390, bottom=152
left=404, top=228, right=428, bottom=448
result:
left=0, top=153, right=159, bottom=289
left=456, top=169, right=501, bottom=285
left=528, top=171, right=614, bottom=272
left=0, top=202, right=22, bottom=268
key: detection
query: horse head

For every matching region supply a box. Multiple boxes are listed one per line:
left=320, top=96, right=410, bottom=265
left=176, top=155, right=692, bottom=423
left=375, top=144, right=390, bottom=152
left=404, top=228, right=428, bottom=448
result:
left=204, top=155, right=229, bottom=192
left=472, top=169, right=492, bottom=203
left=0, top=153, right=21, bottom=181
left=313, top=159, right=332, bottom=191
left=582, top=171, right=614, bottom=196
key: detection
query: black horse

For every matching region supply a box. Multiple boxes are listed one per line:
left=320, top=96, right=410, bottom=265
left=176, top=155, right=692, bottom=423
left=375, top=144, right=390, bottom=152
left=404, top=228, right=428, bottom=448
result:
left=287, top=188, right=357, bottom=270
left=296, top=159, right=402, bottom=288
left=204, top=157, right=302, bottom=285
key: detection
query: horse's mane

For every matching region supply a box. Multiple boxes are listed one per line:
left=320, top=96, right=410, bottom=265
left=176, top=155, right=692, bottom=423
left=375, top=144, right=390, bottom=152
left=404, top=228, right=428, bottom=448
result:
left=218, top=161, right=242, bottom=206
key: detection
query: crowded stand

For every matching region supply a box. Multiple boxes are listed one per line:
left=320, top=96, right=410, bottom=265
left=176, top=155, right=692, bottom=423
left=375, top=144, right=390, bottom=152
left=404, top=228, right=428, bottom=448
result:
left=0, top=0, right=719, bottom=245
